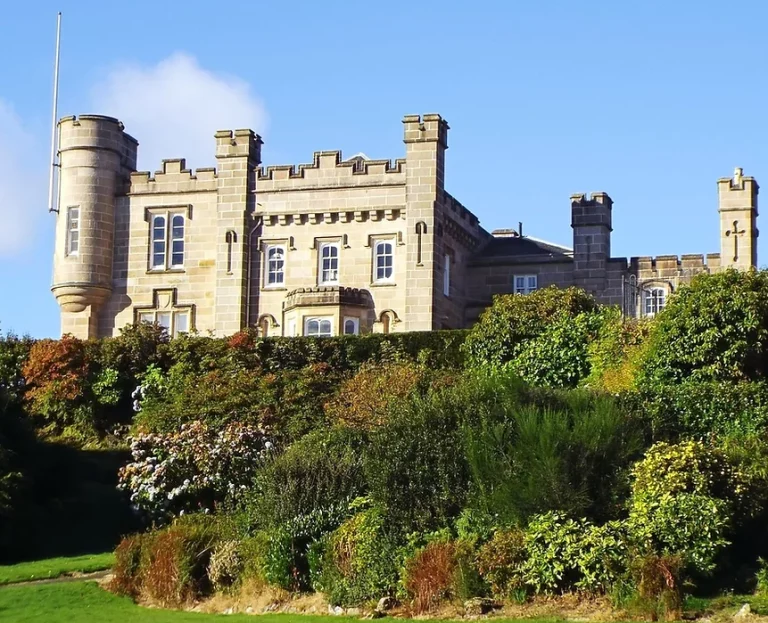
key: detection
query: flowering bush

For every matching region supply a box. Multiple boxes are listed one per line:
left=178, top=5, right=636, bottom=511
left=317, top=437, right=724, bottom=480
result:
left=118, top=421, right=272, bottom=520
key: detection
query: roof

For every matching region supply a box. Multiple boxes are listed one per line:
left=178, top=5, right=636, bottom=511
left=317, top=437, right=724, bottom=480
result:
left=474, top=235, right=573, bottom=260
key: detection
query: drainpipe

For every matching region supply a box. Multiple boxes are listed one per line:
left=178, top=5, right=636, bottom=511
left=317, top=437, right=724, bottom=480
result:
left=245, top=215, right=263, bottom=329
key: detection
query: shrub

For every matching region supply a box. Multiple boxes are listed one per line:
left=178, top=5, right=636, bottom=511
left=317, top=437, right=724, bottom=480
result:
left=325, top=362, right=430, bottom=431
left=521, top=512, right=627, bottom=595
left=365, top=393, right=469, bottom=533
left=462, top=371, right=643, bottom=525
left=118, top=421, right=271, bottom=521
left=244, top=426, right=366, bottom=530
left=463, top=286, right=598, bottom=367
left=640, top=269, right=768, bottom=384
left=140, top=517, right=218, bottom=607
left=630, top=553, right=684, bottom=621
left=627, top=441, right=747, bottom=576
left=208, top=540, right=244, bottom=592
left=22, top=335, right=94, bottom=437
left=639, top=381, right=768, bottom=440
left=135, top=363, right=340, bottom=443
left=0, top=331, right=33, bottom=413
left=258, top=500, right=354, bottom=592
left=318, top=505, right=402, bottom=606
left=476, top=529, right=526, bottom=599
left=110, top=533, right=146, bottom=597
left=403, top=539, right=458, bottom=613
left=508, top=310, right=605, bottom=388
left=584, top=311, right=651, bottom=393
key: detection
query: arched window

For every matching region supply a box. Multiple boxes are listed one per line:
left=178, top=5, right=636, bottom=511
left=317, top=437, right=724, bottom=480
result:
left=171, top=214, right=185, bottom=267
left=266, top=245, right=286, bottom=285
left=374, top=240, right=394, bottom=282
left=319, top=242, right=340, bottom=284
left=343, top=317, right=359, bottom=335
left=151, top=215, right=166, bottom=268
left=644, top=287, right=666, bottom=317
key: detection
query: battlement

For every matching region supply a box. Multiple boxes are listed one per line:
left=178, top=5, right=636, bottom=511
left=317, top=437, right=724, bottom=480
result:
left=256, top=150, right=406, bottom=192
left=59, top=114, right=138, bottom=172
left=443, top=192, right=480, bottom=229
left=571, top=191, right=613, bottom=229
left=128, top=158, right=218, bottom=195
left=718, top=167, right=759, bottom=213
left=629, top=253, right=719, bottom=274
left=402, top=113, right=449, bottom=147
left=215, top=129, right=263, bottom=164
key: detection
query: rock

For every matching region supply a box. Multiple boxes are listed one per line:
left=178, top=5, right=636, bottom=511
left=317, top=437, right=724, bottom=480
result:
left=245, top=607, right=254, bottom=614
left=376, top=597, right=395, bottom=612
left=464, top=597, right=501, bottom=616
left=222, top=608, right=234, bottom=615
left=734, top=604, right=752, bottom=621
left=347, top=607, right=361, bottom=616
left=328, top=605, right=345, bottom=616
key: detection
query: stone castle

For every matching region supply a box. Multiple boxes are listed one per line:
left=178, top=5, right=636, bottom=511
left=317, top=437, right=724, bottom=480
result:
left=51, top=113, right=759, bottom=339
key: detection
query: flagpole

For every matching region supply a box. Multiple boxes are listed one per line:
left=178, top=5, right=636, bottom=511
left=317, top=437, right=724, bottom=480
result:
left=48, top=12, right=62, bottom=213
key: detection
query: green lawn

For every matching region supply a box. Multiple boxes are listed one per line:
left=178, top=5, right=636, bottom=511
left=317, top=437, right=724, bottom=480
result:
left=0, top=553, right=114, bottom=585
left=0, top=581, right=573, bottom=623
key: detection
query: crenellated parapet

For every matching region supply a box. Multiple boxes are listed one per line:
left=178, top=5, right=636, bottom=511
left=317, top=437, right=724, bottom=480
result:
left=282, top=286, right=374, bottom=312
left=256, top=150, right=406, bottom=191
left=128, top=159, right=218, bottom=195
left=629, top=253, right=718, bottom=279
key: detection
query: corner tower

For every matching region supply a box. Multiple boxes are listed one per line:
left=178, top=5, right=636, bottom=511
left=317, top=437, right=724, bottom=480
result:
left=51, top=115, right=137, bottom=338
left=718, top=167, right=758, bottom=270
left=571, top=191, right=613, bottom=296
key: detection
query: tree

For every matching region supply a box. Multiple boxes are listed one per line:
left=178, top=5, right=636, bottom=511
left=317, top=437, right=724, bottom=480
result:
left=640, top=269, right=768, bottom=384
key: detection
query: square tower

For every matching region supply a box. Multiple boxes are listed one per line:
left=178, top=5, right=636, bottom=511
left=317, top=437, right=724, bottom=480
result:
left=718, top=167, right=758, bottom=270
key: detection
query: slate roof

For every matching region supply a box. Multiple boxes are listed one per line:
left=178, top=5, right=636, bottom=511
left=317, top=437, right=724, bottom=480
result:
left=474, top=235, right=572, bottom=260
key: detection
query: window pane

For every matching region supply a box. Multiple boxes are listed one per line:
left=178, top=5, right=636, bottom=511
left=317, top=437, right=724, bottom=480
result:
left=175, top=312, right=189, bottom=335
left=320, top=244, right=339, bottom=283
left=375, top=242, right=393, bottom=281
left=152, top=216, right=166, bottom=240
left=319, top=320, right=332, bottom=336
left=172, top=215, right=184, bottom=238
left=67, top=207, right=80, bottom=255
left=139, top=312, right=154, bottom=324
left=156, top=312, right=171, bottom=331
left=267, top=246, right=285, bottom=285
left=306, top=320, right=319, bottom=336
left=344, top=318, right=358, bottom=335
left=528, top=276, right=538, bottom=290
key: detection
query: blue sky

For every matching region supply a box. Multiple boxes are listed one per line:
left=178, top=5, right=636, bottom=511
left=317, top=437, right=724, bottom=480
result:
left=2, top=0, right=767, bottom=337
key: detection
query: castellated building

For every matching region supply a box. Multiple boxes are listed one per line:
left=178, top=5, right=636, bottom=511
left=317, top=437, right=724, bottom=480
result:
left=51, top=113, right=759, bottom=339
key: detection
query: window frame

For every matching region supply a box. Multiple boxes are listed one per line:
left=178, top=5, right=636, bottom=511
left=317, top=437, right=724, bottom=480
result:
left=343, top=317, right=360, bottom=335
left=513, top=274, right=538, bottom=295
left=66, top=206, right=80, bottom=256
left=643, top=287, right=666, bottom=317
left=318, top=241, right=340, bottom=285
left=304, top=316, right=334, bottom=337
left=137, top=308, right=191, bottom=337
left=443, top=253, right=451, bottom=297
left=264, top=243, right=287, bottom=288
left=148, top=210, right=186, bottom=271
left=372, top=238, right=395, bottom=283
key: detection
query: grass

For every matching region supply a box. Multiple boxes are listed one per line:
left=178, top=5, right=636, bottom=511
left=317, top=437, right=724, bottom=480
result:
left=0, top=581, right=574, bottom=623
left=0, top=553, right=115, bottom=585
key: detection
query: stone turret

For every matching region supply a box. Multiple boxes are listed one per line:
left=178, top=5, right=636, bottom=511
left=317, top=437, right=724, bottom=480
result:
left=571, top=192, right=613, bottom=295
left=718, top=167, right=758, bottom=270
left=51, top=115, right=137, bottom=338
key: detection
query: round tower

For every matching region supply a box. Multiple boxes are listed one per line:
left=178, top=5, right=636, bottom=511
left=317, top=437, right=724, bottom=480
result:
left=52, top=115, right=137, bottom=337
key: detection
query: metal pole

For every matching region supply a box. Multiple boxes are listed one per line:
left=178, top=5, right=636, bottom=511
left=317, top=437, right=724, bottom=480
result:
left=48, top=12, right=62, bottom=213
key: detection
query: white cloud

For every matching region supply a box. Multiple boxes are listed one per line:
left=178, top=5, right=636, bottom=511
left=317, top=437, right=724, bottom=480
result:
left=90, top=53, right=267, bottom=171
left=0, top=99, right=45, bottom=257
